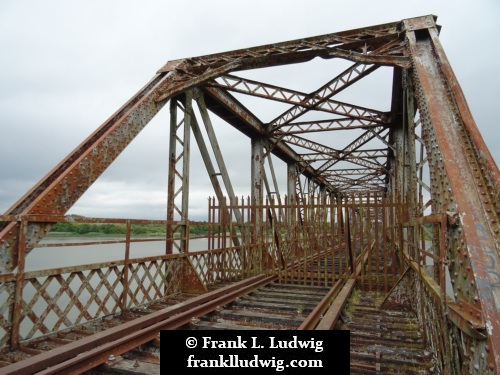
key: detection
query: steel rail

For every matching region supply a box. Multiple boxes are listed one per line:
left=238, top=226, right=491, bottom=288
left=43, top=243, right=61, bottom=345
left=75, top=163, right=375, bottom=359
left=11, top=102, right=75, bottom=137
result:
left=297, top=279, right=345, bottom=330
left=315, top=279, right=357, bottom=330
left=1, top=274, right=277, bottom=375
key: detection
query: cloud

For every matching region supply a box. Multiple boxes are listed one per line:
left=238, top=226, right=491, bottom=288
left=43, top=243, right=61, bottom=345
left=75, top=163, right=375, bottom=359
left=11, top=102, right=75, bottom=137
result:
left=1, top=0, right=499, bottom=221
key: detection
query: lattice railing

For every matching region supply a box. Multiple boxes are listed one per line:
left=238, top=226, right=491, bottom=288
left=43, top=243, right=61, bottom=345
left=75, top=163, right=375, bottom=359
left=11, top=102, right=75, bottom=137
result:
left=20, top=264, right=124, bottom=340
left=124, top=257, right=182, bottom=309
left=189, top=248, right=243, bottom=285
left=10, top=254, right=184, bottom=343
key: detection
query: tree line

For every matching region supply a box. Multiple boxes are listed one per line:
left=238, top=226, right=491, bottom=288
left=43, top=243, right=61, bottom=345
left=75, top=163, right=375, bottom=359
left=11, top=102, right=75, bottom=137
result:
left=49, top=221, right=211, bottom=236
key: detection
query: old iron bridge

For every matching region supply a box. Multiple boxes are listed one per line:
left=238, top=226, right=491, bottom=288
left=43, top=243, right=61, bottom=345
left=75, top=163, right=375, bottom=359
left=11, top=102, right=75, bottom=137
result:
left=0, top=15, right=499, bottom=374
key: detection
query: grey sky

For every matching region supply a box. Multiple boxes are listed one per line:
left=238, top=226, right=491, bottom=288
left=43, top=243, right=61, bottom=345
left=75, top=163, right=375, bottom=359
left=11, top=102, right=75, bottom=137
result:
left=1, top=1, right=499, bottom=220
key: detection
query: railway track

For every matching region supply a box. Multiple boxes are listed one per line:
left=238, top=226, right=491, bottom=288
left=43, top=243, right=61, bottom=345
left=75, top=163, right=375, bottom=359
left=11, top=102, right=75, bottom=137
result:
left=0, top=274, right=339, bottom=375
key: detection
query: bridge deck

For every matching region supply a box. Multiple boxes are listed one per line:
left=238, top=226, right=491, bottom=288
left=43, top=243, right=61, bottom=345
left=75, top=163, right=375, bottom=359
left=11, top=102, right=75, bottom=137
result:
left=0, top=278, right=432, bottom=374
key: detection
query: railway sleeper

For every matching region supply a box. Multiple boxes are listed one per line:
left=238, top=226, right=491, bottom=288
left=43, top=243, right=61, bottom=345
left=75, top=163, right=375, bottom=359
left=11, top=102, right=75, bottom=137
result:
left=344, top=291, right=432, bottom=373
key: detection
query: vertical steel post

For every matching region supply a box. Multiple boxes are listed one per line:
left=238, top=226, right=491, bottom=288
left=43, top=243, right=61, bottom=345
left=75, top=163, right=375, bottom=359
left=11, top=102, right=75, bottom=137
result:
left=11, top=218, right=27, bottom=349
left=251, top=137, right=264, bottom=270
left=287, top=163, right=297, bottom=203
left=251, top=137, right=263, bottom=226
left=121, top=219, right=131, bottom=310
left=166, top=93, right=191, bottom=253
left=166, top=98, right=178, bottom=254
left=251, top=137, right=263, bottom=205
left=180, top=92, right=192, bottom=253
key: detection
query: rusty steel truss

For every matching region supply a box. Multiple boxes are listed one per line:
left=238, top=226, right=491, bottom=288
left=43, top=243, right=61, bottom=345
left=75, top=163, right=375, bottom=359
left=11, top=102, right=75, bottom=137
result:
left=0, top=15, right=499, bottom=374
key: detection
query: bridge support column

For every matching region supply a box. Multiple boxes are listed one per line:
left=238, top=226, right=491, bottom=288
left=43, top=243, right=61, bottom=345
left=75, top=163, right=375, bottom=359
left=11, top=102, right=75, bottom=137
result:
left=251, top=137, right=263, bottom=214
left=166, top=92, right=192, bottom=254
left=405, top=17, right=500, bottom=373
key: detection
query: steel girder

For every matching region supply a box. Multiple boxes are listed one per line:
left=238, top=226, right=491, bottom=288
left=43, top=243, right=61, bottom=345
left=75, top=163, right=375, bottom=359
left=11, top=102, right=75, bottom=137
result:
left=403, top=17, right=500, bottom=373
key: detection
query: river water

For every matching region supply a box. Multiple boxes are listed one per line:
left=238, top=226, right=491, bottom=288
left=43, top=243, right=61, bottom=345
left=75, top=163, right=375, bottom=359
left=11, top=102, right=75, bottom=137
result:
left=25, top=236, right=210, bottom=271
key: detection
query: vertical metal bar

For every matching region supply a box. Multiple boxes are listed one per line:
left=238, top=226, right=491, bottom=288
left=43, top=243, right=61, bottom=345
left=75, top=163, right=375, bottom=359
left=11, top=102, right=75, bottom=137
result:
left=229, top=197, right=233, bottom=281
left=391, top=194, right=396, bottom=284
left=397, top=194, right=404, bottom=279
left=345, top=196, right=354, bottom=275
left=287, top=163, right=297, bottom=284
left=330, top=193, right=335, bottom=286
left=358, top=193, right=365, bottom=289
left=208, top=197, right=212, bottom=251
left=417, top=219, right=426, bottom=344
left=180, top=91, right=192, bottom=253
left=322, top=192, right=328, bottom=286
left=439, top=216, right=446, bottom=298
left=287, top=163, right=297, bottom=211
left=380, top=194, right=387, bottom=293
left=301, top=195, right=308, bottom=285
left=367, top=191, right=373, bottom=292
left=166, top=98, right=178, bottom=254
left=251, top=137, right=263, bottom=209
left=11, top=218, right=27, bottom=350
left=291, top=198, right=298, bottom=284
left=121, top=219, right=131, bottom=310
left=351, top=194, right=357, bottom=275
left=222, top=197, right=227, bottom=252
left=217, top=198, right=223, bottom=251
left=267, top=197, right=272, bottom=276
left=316, top=191, right=321, bottom=285
left=337, top=194, right=344, bottom=277
left=251, top=137, right=263, bottom=276
left=246, top=195, right=251, bottom=277
left=372, top=193, right=379, bottom=291
left=209, top=197, right=214, bottom=251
